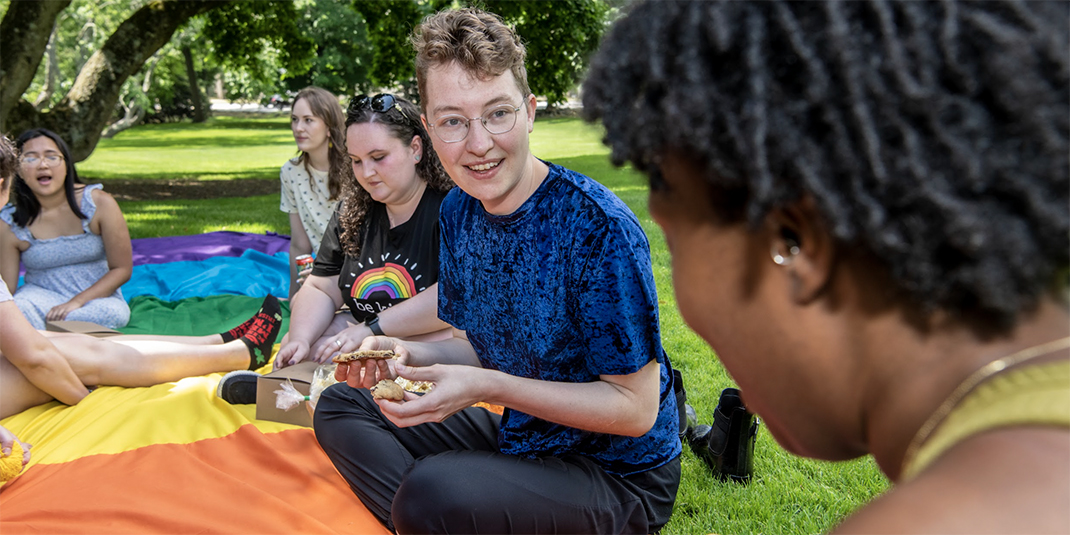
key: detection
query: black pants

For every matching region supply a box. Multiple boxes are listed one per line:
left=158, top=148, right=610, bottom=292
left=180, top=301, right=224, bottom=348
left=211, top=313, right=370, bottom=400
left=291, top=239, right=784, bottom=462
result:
left=314, top=383, right=680, bottom=534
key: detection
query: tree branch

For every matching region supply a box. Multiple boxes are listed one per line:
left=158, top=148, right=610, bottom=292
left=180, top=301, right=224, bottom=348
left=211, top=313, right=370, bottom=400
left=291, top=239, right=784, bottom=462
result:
left=6, top=0, right=229, bottom=160
left=101, top=94, right=144, bottom=139
left=0, top=0, right=72, bottom=128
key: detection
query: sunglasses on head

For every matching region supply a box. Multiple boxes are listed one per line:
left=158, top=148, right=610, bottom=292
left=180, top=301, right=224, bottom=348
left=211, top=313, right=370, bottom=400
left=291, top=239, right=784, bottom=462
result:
left=348, top=93, right=403, bottom=115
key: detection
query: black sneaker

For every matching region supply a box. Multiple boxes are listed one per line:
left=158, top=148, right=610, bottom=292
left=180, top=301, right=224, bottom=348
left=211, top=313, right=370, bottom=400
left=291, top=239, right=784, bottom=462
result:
left=216, top=370, right=260, bottom=404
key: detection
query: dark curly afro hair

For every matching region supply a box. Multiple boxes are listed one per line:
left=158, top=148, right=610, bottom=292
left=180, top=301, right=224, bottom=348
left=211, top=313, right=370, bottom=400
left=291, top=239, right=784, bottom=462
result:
left=583, top=0, right=1069, bottom=329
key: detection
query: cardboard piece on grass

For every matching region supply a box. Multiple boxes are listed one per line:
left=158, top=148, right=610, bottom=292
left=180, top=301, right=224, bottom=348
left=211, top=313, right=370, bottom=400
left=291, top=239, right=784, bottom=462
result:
left=46, top=320, right=121, bottom=337
left=255, top=360, right=320, bottom=427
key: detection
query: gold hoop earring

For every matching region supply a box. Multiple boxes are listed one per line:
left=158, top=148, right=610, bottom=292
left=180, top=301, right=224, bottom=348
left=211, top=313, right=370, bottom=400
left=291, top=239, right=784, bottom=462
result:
left=771, top=242, right=800, bottom=266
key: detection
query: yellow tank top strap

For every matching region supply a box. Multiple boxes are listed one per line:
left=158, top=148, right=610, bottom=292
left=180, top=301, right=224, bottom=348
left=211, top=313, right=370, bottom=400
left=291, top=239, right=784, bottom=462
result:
left=902, top=359, right=1070, bottom=481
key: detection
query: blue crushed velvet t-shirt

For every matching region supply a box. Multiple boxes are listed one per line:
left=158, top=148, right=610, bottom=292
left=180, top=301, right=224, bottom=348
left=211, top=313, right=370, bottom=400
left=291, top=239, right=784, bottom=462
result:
left=438, top=162, right=682, bottom=476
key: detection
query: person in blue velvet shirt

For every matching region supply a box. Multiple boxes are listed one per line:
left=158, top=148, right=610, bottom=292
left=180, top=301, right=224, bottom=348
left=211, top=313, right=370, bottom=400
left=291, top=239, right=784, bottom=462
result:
left=313, top=8, right=681, bottom=535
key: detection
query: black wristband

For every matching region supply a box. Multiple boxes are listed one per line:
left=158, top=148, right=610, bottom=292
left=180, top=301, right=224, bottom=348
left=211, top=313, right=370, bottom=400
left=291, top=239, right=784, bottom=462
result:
left=365, top=314, right=385, bottom=336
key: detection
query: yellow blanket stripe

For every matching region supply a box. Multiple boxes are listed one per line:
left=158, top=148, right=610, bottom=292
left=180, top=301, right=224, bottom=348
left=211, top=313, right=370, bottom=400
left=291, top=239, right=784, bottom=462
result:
left=1, top=363, right=298, bottom=468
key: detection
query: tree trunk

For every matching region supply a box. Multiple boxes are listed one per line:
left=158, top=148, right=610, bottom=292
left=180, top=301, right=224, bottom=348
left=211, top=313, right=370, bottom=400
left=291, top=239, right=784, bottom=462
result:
left=3, top=0, right=227, bottom=161
left=182, top=45, right=208, bottom=123
left=0, top=0, right=72, bottom=128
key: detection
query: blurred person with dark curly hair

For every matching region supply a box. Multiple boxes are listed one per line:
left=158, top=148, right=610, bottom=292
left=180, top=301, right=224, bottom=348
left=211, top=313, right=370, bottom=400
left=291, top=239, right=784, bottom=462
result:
left=275, top=94, right=454, bottom=369
left=583, top=0, right=1069, bottom=532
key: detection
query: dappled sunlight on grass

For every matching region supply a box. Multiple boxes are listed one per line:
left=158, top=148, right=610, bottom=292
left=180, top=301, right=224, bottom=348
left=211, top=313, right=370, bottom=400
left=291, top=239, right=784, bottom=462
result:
left=97, top=131, right=292, bottom=148
left=80, top=115, right=296, bottom=180
left=120, top=194, right=288, bottom=239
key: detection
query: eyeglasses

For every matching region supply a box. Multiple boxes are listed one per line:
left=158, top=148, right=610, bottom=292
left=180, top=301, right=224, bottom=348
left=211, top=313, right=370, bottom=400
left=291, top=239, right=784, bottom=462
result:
left=430, top=105, right=521, bottom=143
left=19, top=154, right=64, bottom=167
left=348, top=93, right=403, bottom=115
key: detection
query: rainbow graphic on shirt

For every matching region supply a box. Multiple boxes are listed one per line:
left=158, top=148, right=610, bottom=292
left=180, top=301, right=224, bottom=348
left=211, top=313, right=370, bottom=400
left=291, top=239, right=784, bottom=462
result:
left=351, top=263, right=417, bottom=300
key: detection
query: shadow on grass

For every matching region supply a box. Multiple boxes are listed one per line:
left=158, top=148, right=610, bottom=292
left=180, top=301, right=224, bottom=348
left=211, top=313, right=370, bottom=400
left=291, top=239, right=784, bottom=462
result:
left=94, top=177, right=280, bottom=200
left=81, top=168, right=283, bottom=181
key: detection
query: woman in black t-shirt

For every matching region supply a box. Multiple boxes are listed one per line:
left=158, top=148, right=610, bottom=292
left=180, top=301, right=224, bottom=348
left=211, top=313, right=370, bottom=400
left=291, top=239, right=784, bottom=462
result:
left=275, top=94, right=454, bottom=368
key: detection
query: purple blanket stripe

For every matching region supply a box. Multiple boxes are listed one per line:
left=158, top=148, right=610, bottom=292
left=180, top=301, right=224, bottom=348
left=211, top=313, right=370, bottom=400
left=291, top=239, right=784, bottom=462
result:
left=16, top=231, right=291, bottom=278
left=131, top=231, right=291, bottom=266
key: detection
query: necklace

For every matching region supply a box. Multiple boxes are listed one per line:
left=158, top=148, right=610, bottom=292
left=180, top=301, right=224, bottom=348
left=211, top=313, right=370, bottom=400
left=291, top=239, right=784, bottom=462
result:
left=900, top=336, right=1070, bottom=474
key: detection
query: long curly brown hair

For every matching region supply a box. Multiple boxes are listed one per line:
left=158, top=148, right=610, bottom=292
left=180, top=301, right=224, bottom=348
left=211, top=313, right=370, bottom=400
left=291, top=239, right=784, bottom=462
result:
left=339, top=95, right=452, bottom=257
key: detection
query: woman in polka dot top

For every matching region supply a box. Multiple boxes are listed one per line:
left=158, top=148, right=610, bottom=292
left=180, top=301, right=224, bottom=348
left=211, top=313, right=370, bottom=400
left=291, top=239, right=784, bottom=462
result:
left=280, top=86, right=350, bottom=298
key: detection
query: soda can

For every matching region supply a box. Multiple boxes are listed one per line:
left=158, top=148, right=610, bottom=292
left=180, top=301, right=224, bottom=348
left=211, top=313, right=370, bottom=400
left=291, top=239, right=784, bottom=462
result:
left=295, top=254, right=314, bottom=270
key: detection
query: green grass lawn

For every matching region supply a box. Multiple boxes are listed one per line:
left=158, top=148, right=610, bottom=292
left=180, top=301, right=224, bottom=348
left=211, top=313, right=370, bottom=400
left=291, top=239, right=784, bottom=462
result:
left=81, top=115, right=292, bottom=237
left=81, top=115, right=294, bottom=181
left=86, top=113, right=889, bottom=535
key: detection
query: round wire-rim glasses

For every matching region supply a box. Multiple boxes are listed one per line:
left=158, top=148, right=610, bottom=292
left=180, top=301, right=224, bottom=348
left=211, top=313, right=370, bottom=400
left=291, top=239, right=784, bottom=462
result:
left=19, top=154, right=65, bottom=167
left=430, top=105, right=521, bottom=143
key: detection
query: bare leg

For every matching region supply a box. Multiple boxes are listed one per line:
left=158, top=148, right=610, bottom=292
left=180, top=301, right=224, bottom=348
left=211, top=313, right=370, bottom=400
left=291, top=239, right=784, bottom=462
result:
left=2, top=308, right=279, bottom=417
left=91, top=331, right=223, bottom=344
left=0, top=355, right=54, bottom=420
left=45, top=333, right=250, bottom=387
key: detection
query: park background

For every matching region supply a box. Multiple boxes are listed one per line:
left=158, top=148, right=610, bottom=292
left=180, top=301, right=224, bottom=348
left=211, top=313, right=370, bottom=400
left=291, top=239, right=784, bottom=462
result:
left=2, top=1, right=889, bottom=533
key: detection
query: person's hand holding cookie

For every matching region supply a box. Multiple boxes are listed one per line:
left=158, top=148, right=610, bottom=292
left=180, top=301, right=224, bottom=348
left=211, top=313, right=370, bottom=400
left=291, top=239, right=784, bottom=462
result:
left=333, top=342, right=407, bottom=389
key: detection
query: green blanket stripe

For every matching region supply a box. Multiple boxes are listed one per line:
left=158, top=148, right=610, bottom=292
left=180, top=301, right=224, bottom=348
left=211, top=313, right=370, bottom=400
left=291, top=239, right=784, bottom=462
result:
left=119, top=295, right=292, bottom=340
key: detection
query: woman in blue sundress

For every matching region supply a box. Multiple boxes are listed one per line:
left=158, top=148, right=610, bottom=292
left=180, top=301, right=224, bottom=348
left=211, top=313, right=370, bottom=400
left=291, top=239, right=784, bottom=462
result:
left=0, top=128, right=132, bottom=330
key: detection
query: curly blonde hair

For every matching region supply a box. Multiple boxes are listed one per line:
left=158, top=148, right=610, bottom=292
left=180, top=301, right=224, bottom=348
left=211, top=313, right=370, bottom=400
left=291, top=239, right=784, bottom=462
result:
left=412, top=8, right=530, bottom=110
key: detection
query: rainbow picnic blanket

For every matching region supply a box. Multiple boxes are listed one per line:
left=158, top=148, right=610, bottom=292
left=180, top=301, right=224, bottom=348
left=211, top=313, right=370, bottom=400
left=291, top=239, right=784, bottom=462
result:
left=0, top=232, right=389, bottom=534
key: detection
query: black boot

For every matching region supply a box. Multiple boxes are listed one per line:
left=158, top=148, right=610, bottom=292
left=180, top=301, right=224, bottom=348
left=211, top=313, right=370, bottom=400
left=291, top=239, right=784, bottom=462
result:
left=687, top=388, right=759, bottom=483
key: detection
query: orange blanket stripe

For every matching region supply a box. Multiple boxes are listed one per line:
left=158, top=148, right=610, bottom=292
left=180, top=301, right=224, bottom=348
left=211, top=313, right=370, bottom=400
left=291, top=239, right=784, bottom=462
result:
left=0, top=425, right=389, bottom=535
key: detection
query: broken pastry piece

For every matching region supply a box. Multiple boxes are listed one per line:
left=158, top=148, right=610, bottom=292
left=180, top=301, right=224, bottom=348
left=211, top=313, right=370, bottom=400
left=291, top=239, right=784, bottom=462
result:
left=395, top=377, right=434, bottom=394
left=332, top=349, right=397, bottom=363
left=370, top=379, right=405, bottom=401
